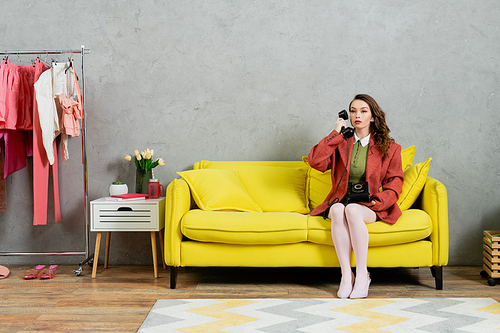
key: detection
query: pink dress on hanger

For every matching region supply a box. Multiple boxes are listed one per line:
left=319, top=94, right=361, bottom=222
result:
left=58, top=60, right=82, bottom=137
left=57, top=60, right=82, bottom=162
left=0, top=59, right=35, bottom=177
left=0, top=60, right=35, bottom=130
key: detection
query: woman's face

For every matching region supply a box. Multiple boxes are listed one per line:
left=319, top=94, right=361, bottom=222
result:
left=350, top=99, right=372, bottom=135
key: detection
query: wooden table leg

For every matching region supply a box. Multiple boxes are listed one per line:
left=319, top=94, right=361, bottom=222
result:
left=104, top=232, right=111, bottom=269
left=92, top=232, right=102, bottom=278
left=158, top=229, right=166, bottom=269
left=151, top=231, right=158, bottom=278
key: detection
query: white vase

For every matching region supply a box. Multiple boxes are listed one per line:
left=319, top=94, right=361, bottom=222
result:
left=109, top=184, right=128, bottom=196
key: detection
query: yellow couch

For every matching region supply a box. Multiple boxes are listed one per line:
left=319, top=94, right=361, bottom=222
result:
left=165, top=147, right=449, bottom=289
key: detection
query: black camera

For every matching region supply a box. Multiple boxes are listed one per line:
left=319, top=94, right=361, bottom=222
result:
left=347, top=182, right=371, bottom=204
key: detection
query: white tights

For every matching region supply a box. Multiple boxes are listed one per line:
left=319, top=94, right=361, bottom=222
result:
left=329, top=203, right=377, bottom=291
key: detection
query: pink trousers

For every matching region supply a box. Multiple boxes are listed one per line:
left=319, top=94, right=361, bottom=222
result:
left=33, top=59, right=61, bottom=225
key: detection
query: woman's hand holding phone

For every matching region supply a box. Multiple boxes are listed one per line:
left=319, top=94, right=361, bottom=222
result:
left=335, top=118, right=347, bottom=134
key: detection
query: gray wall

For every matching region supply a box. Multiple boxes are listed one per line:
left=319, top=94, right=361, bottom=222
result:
left=1, top=1, right=499, bottom=267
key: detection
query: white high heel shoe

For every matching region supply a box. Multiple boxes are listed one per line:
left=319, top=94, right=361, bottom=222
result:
left=337, top=272, right=355, bottom=299
left=349, top=272, right=371, bottom=299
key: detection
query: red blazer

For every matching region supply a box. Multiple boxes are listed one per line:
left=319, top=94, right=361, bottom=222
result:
left=308, top=130, right=404, bottom=224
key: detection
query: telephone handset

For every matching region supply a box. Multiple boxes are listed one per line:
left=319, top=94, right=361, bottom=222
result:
left=338, top=109, right=354, bottom=138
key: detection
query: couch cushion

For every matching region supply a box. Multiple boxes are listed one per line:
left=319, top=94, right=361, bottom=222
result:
left=181, top=210, right=308, bottom=245
left=201, top=162, right=309, bottom=214
left=177, top=169, right=262, bottom=212
left=307, top=209, right=432, bottom=247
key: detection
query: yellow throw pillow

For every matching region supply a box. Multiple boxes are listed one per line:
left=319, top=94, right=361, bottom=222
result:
left=176, top=169, right=262, bottom=212
left=206, top=163, right=309, bottom=214
left=401, top=146, right=416, bottom=171
left=302, top=156, right=333, bottom=210
left=307, top=168, right=332, bottom=211
left=397, top=157, right=432, bottom=211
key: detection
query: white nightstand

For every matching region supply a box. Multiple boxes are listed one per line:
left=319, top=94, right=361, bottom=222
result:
left=90, top=197, right=166, bottom=278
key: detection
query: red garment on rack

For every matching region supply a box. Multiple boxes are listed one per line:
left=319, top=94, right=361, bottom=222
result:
left=0, top=130, right=32, bottom=177
left=0, top=148, right=6, bottom=212
left=0, top=60, right=35, bottom=177
left=33, top=59, right=61, bottom=225
left=0, top=60, right=35, bottom=130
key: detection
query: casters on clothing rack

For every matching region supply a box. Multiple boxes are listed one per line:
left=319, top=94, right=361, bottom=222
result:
left=74, top=254, right=94, bottom=276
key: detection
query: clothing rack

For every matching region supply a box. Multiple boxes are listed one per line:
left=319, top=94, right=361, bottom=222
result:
left=0, top=46, right=92, bottom=275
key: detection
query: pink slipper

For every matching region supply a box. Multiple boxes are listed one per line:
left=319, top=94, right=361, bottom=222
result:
left=22, top=265, right=45, bottom=280
left=0, top=265, right=9, bottom=279
left=39, top=265, right=58, bottom=279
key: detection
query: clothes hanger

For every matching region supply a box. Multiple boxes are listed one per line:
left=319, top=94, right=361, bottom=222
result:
left=35, top=55, right=51, bottom=67
left=65, top=57, right=73, bottom=74
left=65, top=57, right=78, bottom=80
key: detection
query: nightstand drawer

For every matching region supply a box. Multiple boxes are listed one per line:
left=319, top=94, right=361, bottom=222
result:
left=90, top=198, right=165, bottom=231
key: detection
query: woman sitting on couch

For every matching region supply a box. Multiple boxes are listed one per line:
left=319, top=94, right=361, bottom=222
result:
left=308, top=94, right=404, bottom=299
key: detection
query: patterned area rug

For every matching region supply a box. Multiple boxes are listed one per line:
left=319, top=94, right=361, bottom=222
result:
left=139, top=298, right=500, bottom=332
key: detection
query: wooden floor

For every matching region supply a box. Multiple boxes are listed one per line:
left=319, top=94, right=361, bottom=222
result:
left=0, top=265, right=498, bottom=332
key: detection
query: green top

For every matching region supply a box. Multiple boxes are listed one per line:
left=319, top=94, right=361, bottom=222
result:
left=349, top=140, right=369, bottom=184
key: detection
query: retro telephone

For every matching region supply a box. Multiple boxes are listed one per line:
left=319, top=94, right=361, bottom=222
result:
left=338, top=109, right=354, bottom=138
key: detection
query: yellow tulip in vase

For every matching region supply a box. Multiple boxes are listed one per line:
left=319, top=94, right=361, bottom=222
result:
left=124, top=149, right=165, bottom=194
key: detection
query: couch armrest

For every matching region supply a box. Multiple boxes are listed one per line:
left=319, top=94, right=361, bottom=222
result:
left=165, top=178, right=191, bottom=266
left=414, top=177, right=449, bottom=266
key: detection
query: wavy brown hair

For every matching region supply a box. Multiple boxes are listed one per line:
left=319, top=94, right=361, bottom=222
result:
left=349, top=94, right=394, bottom=157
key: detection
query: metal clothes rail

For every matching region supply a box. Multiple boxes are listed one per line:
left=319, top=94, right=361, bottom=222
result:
left=0, top=46, right=92, bottom=275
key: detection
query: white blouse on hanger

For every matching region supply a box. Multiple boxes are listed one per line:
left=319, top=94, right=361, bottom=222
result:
left=34, top=62, right=75, bottom=164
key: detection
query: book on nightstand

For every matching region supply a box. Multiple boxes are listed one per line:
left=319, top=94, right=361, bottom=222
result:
left=106, top=193, right=149, bottom=201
